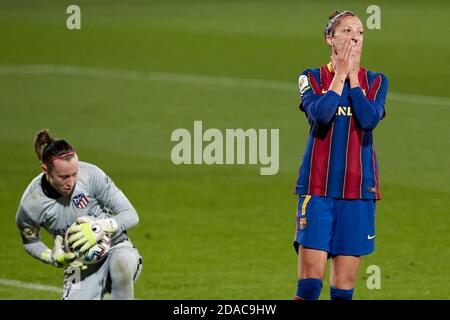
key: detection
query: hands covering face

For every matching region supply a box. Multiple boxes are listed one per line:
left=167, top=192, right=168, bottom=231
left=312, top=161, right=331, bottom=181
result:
left=331, top=39, right=362, bottom=77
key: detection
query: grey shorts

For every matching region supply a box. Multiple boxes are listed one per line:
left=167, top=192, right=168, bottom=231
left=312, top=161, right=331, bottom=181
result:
left=62, top=240, right=142, bottom=300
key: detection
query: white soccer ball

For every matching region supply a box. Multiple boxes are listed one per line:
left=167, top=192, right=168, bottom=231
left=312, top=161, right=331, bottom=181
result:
left=64, top=223, right=112, bottom=265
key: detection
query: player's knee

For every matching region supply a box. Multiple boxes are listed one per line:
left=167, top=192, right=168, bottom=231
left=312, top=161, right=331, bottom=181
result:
left=331, top=273, right=356, bottom=289
left=300, top=269, right=324, bottom=280
left=299, top=261, right=326, bottom=279
left=109, top=255, right=135, bottom=285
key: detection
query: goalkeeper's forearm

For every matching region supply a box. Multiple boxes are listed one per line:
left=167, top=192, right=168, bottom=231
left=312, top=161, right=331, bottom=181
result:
left=23, top=241, right=55, bottom=266
left=107, top=190, right=140, bottom=233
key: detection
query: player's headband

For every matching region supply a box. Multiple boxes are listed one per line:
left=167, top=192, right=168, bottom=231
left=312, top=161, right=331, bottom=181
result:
left=46, top=152, right=76, bottom=165
left=324, top=10, right=354, bottom=38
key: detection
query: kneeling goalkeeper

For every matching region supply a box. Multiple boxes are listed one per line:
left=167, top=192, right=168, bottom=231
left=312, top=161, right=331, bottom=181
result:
left=15, top=129, right=143, bottom=300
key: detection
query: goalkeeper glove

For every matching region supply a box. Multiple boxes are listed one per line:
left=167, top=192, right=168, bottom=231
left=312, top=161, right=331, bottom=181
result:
left=68, top=216, right=118, bottom=253
left=51, top=235, right=86, bottom=269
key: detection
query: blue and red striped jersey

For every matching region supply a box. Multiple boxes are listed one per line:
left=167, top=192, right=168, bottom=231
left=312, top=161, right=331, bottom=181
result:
left=294, top=63, right=388, bottom=200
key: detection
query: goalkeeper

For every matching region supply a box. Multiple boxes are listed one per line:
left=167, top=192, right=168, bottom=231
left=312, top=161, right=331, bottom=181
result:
left=15, top=129, right=143, bottom=300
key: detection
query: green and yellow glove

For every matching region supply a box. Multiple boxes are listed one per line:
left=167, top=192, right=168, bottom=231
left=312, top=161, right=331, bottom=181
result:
left=51, top=235, right=86, bottom=269
left=68, top=216, right=118, bottom=253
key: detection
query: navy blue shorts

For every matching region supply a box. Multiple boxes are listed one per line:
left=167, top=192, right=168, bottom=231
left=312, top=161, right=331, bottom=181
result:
left=294, top=195, right=376, bottom=256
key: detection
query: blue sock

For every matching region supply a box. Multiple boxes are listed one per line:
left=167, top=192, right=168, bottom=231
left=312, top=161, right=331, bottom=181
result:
left=330, top=286, right=354, bottom=300
left=295, top=278, right=323, bottom=300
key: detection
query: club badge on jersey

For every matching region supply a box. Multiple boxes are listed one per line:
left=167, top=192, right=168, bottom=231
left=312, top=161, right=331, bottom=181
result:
left=299, top=217, right=307, bottom=230
left=73, top=193, right=89, bottom=209
left=22, top=227, right=37, bottom=240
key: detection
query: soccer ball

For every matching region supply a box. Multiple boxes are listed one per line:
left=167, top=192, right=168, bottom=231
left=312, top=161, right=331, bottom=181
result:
left=64, top=223, right=112, bottom=265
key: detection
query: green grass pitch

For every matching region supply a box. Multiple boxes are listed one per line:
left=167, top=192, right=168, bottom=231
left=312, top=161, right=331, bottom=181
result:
left=0, top=0, right=449, bottom=299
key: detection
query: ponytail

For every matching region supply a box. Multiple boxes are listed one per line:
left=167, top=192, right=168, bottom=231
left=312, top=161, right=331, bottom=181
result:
left=33, top=129, right=75, bottom=168
left=34, top=129, right=54, bottom=161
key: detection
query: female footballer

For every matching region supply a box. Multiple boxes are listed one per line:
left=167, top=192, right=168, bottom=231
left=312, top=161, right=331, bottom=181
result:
left=293, top=10, right=388, bottom=300
left=15, top=129, right=142, bottom=299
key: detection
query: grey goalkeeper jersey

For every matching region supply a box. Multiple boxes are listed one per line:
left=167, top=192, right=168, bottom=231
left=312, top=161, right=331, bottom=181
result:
left=16, top=161, right=139, bottom=265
